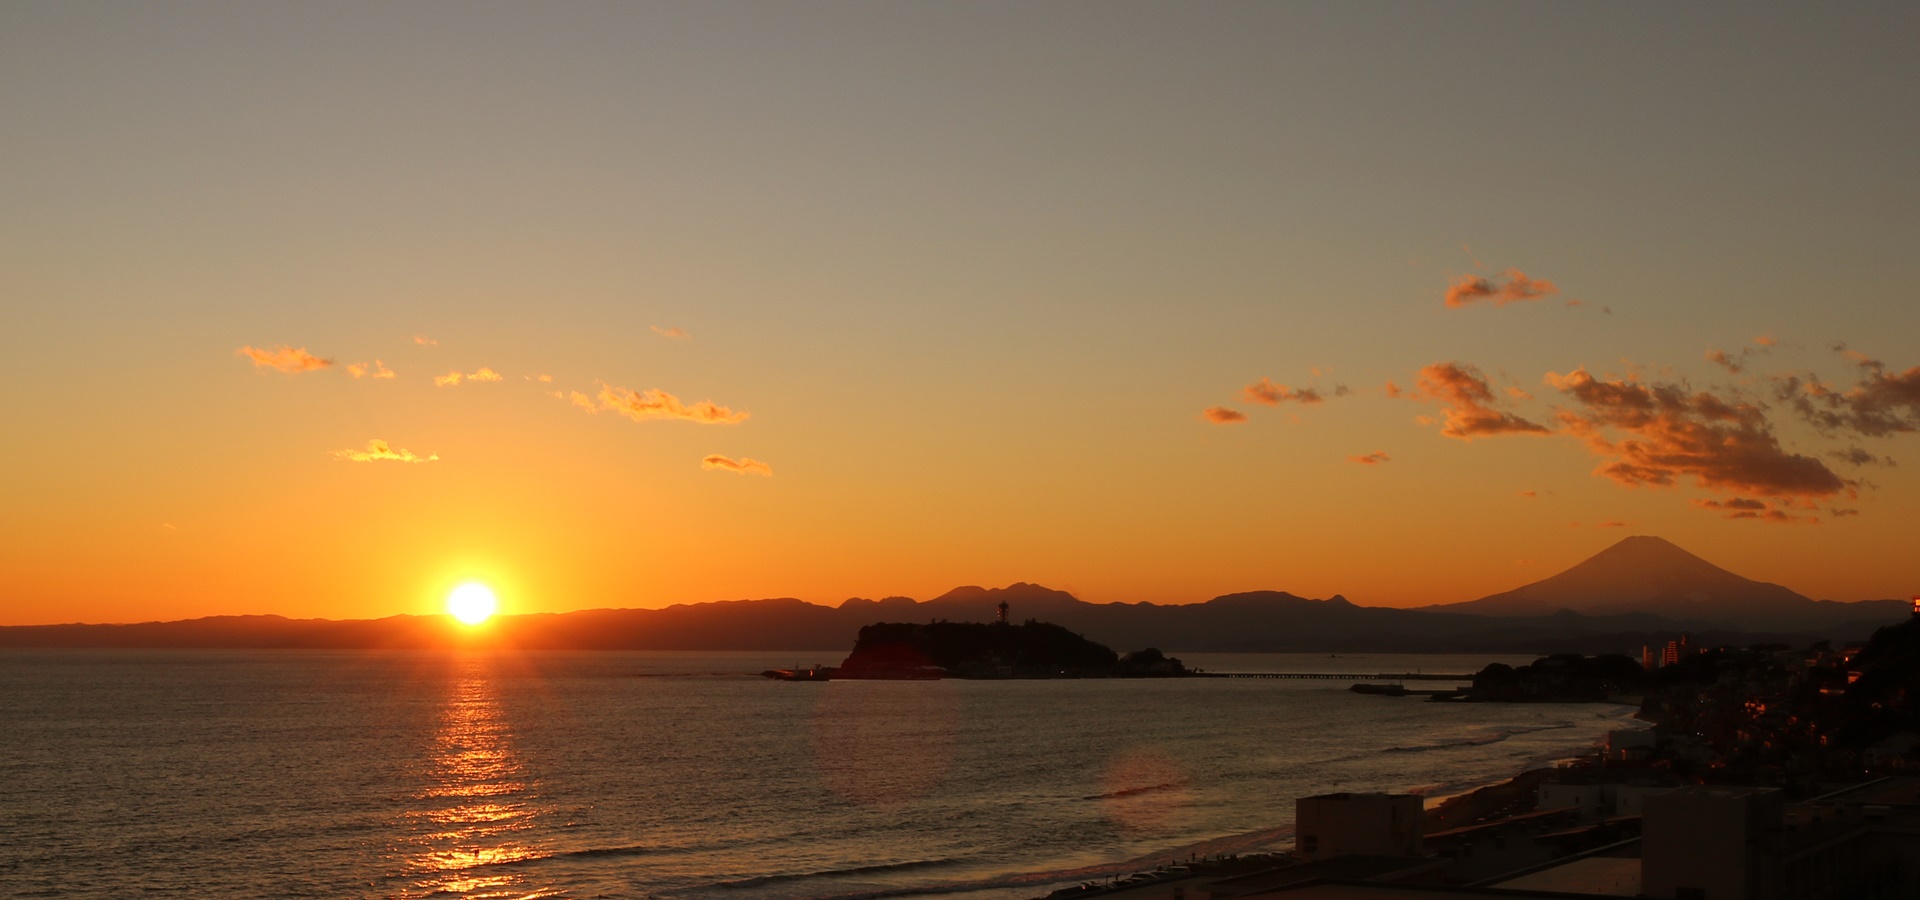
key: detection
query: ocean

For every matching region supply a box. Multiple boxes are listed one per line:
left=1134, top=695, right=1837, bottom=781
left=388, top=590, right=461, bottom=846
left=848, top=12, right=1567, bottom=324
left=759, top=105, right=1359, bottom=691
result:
left=0, top=650, right=1641, bottom=899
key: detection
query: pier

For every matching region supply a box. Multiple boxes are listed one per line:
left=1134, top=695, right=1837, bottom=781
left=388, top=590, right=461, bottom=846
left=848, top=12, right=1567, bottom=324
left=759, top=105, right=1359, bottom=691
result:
left=1205, top=671, right=1474, bottom=681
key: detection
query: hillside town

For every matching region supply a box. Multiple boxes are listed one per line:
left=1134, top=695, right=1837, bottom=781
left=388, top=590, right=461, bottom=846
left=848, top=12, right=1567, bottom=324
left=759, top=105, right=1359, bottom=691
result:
left=1046, top=602, right=1920, bottom=900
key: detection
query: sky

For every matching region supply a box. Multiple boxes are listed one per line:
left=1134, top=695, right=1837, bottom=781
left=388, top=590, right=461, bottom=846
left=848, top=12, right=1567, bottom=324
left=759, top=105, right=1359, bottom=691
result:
left=3, top=3, right=1918, bottom=625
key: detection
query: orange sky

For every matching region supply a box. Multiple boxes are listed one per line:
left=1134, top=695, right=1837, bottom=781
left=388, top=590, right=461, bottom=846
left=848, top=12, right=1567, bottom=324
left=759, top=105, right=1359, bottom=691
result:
left=3, top=5, right=1918, bottom=625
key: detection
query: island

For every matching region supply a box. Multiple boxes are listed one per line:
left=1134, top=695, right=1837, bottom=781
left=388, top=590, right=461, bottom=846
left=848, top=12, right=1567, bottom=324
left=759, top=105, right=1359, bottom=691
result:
left=766, top=615, right=1191, bottom=680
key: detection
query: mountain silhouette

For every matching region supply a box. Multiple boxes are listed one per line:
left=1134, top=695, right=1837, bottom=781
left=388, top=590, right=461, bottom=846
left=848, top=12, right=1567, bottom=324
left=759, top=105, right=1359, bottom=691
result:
left=2, top=537, right=1904, bottom=652
left=1429, top=535, right=1894, bottom=631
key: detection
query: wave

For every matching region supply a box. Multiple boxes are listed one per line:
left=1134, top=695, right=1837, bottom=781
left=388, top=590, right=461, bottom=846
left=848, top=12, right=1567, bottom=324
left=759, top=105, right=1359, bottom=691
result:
left=1382, top=721, right=1573, bottom=754
left=707, top=857, right=963, bottom=890
left=1081, top=781, right=1183, bottom=801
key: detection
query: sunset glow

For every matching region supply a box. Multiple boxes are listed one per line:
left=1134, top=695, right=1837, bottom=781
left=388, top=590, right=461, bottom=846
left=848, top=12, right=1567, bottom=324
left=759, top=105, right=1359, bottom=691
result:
left=447, top=584, right=498, bottom=626
left=1, top=5, right=1916, bottom=628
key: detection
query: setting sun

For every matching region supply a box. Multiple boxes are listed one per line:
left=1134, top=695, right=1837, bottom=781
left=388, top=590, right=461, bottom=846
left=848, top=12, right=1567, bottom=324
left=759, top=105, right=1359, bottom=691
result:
left=447, top=583, right=499, bottom=625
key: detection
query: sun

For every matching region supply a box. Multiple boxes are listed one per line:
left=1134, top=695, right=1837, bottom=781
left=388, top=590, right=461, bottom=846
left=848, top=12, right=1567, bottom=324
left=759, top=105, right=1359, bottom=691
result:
left=447, top=582, right=499, bottom=625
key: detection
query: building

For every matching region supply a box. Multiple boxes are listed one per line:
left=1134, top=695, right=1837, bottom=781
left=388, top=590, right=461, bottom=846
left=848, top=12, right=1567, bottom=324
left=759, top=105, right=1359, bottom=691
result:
left=1294, top=793, right=1423, bottom=861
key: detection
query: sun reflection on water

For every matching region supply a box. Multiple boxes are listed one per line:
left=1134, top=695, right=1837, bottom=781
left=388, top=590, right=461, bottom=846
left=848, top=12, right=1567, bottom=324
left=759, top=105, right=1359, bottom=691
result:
left=394, top=660, right=549, bottom=898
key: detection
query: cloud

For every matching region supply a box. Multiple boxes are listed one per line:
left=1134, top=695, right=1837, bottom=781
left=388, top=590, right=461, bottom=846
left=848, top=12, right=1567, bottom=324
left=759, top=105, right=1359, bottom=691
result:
left=346, top=360, right=396, bottom=379
left=1832, top=447, right=1895, bottom=467
left=1203, top=406, right=1248, bottom=424
left=414, top=336, right=438, bottom=346
left=434, top=367, right=503, bottom=387
left=237, top=345, right=332, bottom=373
left=1547, top=368, right=1848, bottom=503
left=1754, top=336, right=1777, bottom=347
left=331, top=439, right=437, bottom=463
left=1692, top=497, right=1818, bottom=523
left=1518, top=490, right=1538, bottom=499
left=565, top=390, right=597, bottom=412
left=1348, top=451, right=1391, bottom=465
left=652, top=325, right=689, bottom=340
left=527, top=374, right=553, bottom=383
left=1707, top=341, right=1773, bottom=375
left=583, top=383, right=748, bottom=424
left=702, top=454, right=771, bottom=476
left=1443, top=269, right=1559, bottom=308
left=1407, top=362, right=1551, bottom=439
left=1776, top=352, right=1920, bottom=438
left=1595, top=520, right=1630, bottom=528
left=1243, top=377, right=1324, bottom=406
left=1694, top=497, right=1767, bottom=512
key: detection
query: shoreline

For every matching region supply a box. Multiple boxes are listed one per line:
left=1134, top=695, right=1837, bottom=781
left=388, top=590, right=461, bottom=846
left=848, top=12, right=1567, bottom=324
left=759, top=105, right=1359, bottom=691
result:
left=1420, top=766, right=1558, bottom=832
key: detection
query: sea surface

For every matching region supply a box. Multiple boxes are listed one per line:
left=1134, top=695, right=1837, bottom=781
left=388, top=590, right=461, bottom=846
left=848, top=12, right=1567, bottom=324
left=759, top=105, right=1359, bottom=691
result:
left=0, top=650, right=1642, bottom=899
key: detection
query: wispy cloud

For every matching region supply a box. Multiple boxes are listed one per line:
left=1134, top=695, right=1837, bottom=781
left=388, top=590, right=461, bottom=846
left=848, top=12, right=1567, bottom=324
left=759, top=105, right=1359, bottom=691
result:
left=1692, top=497, right=1818, bottom=524
left=573, top=383, right=749, bottom=424
left=702, top=454, right=771, bottom=476
left=414, top=336, right=438, bottom=346
left=1832, top=447, right=1894, bottom=467
left=1407, top=362, right=1551, bottom=439
left=346, top=360, right=396, bottom=379
left=1443, top=269, right=1558, bottom=308
left=1348, top=451, right=1391, bottom=465
left=1243, top=377, right=1325, bottom=406
left=1203, top=406, right=1248, bottom=424
left=1547, top=368, right=1848, bottom=511
left=652, top=325, right=689, bottom=340
left=237, top=345, right=333, bottom=373
left=331, top=439, right=438, bottom=463
left=434, top=367, right=503, bottom=387
left=1775, top=350, right=1920, bottom=438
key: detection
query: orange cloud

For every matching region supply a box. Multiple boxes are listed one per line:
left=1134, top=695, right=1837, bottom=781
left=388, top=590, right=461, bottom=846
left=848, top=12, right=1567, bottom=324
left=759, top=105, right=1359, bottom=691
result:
left=702, top=454, right=771, bottom=476
left=1548, top=368, right=1847, bottom=503
left=1348, top=451, right=1390, bottom=465
left=1705, top=349, right=1743, bottom=374
left=346, top=360, right=396, bottom=379
left=1243, top=377, right=1324, bottom=406
left=330, top=439, right=437, bottom=463
left=1595, top=520, right=1630, bottom=528
left=414, top=336, right=438, bottom=346
left=652, top=325, right=689, bottom=340
left=587, top=383, right=748, bottom=424
left=1518, top=490, right=1538, bottom=498
left=434, top=367, right=502, bottom=387
left=1408, top=362, right=1550, bottom=439
left=1203, top=407, right=1247, bottom=424
left=1444, top=269, right=1558, bottom=308
left=1778, top=352, right=1920, bottom=438
left=237, top=345, right=332, bottom=373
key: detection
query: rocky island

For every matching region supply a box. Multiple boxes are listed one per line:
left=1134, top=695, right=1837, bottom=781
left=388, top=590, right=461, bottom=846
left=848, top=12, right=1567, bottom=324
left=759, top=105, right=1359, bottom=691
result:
left=775, top=612, right=1191, bottom=680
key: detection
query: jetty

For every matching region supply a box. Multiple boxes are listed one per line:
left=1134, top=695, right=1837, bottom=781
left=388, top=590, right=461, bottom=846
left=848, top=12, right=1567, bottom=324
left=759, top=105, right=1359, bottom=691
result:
left=1203, top=671, right=1473, bottom=681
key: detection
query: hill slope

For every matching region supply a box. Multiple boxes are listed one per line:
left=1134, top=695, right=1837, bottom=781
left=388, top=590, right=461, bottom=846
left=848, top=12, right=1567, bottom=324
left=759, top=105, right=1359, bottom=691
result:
left=1430, top=535, right=1895, bottom=631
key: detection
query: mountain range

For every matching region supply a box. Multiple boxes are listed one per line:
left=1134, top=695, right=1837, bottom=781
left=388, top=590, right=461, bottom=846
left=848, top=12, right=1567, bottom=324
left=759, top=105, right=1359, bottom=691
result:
left=2, top=536, right=1907, bottom=654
